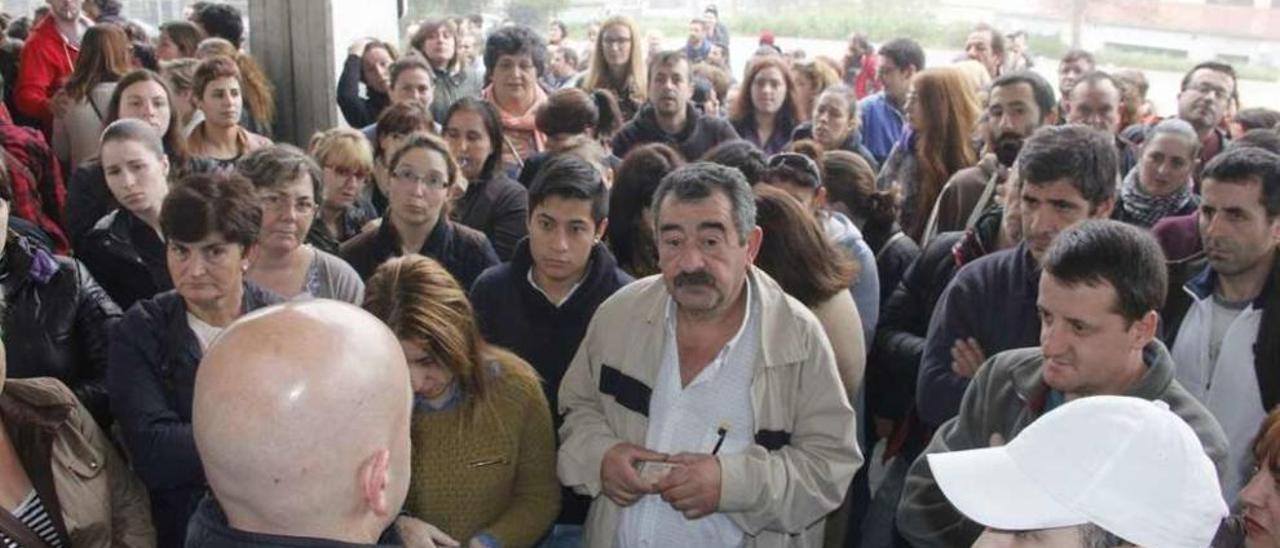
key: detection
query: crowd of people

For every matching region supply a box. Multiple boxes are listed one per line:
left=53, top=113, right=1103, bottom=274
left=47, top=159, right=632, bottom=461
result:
left=0, top=0, right=1277, bottom=547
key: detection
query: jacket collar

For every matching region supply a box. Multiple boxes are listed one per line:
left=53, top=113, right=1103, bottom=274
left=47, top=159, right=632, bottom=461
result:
left=511, top=237, right=623, bottom=310
left=635, top=103, right=700, bottom=141
left=1010, top=341, right=1177, bottom=410
left=1184, top=253, right=1278, bottom=309
left=634, top=266, right=808, bottom=368
left=377, top=215, right=451, bottom=256
left=187, top=496, right=400, bottom=548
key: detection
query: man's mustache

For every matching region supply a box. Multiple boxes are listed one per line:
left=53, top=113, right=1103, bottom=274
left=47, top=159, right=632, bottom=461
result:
left=675, top=270, right=715, bottom=288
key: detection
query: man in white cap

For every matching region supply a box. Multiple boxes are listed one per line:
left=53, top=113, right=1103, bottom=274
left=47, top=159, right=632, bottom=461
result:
left=931, top=395, right=1227, bottom=547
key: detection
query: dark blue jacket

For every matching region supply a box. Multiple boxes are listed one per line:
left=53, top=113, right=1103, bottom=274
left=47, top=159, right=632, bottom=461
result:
left=108, top=283, right=283, bottom=548
left=915, top=241, right=1042, bottom=427
left=469, top=238, right=632, bottom=525
left=339, top=216, right=499, bottom=288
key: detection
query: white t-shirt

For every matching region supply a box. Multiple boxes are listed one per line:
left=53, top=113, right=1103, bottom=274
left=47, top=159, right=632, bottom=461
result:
left=187, top=312, right=225, bottom=353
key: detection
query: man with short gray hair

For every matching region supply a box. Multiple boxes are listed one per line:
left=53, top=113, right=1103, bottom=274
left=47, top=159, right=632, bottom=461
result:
left=558, top=162, right=861, bottom=546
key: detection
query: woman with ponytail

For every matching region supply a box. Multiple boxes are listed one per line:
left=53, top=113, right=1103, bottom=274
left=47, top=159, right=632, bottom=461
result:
left=441, top=98, right=530, bottom=261
left=823, top=149, right=919, bottom=303
left=518, top=87, right=623, bottom=187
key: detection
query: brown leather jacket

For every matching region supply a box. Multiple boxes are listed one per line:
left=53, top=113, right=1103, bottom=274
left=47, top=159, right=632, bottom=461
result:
left=0, top=377, right=154, bottom=547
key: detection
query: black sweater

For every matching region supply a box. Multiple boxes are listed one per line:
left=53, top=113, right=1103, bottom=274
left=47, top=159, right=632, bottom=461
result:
left=469, top=238, right=632, bottom=525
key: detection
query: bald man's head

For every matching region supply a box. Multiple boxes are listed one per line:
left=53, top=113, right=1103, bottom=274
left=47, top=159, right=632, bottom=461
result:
left=193, top=300, right=411, bottom=544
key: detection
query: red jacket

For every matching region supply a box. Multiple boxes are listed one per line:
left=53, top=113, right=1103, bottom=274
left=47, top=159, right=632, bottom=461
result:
left=0, top=121, right=68, bottom=252
left=15, top=16, right=78, bottom=129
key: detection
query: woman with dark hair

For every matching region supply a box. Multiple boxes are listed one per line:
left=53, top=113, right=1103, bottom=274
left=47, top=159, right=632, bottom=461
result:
left=65, top=68, right=208, bottom=246
left=108, top=172, right=283, bottom=547
left=340, top=133, right=498, bottom=287
left=412, top=18, right=483, bottom=123
left=822, top=149, right=918, bottom=304
left=306, top=127, right=379, bottom=252
left=364, top=254, right=558, bottom=546
left=54, top=23, right=132, bottom=169
left=441, top=98, right=529, bottom=261
left=483, top=25, right=550, bottom=172
left=579, top=15, right=646, bottom=121
left=876, top=66, right=979, bottom=242
left=730, top=56, right=803, bottom=155
left=337, top=38, right=398, bottom=129
left=77, top=119, right=173, bottom=310
left=547, top=19, right=567, bottom=45
left=156, top=21, right=204, bottom=61
left=701, top=138, right=769, bottom=184
left=517, top=87, right=623, bottom=186
left=185, top=55, right=272, bottom=171
left=606, top=143, right=683, bottom=277
left=791, top=85, right=879, bottom=171
left=195, top=38, right=276, bottom=138
left=367, top=101, right=436, bottom=217
left=751, top=184, right=865, bottom=547
left=238, top=145, right=365, bottom=303
left=753, top=184, right=863, bottom=399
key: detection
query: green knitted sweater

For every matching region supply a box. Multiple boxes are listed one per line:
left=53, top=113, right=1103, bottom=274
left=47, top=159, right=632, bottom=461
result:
left=404, top=352, right=560, bottom=547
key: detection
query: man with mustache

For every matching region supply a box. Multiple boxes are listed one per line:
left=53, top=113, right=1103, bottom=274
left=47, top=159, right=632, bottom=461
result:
left=1164, top=146, right=1280, bottom=504
left=915, top=125, right=1122, bottom=429
left=926, top=70, right=1057, bottom=242
left=899, top=219, right=1228, bottom=547
left=612, top=51, right=739, bottom=162
left=558, top=162, right=861, bottom=546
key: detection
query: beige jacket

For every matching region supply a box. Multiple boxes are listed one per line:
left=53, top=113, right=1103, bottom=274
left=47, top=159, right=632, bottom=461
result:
left=557, top=268, right=862, bottom=547
left=1, top=377, right=155, bottom=547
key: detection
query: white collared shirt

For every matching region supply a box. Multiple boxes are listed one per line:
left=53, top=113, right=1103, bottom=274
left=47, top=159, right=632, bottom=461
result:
left=616, top=279, right=759, bottom=548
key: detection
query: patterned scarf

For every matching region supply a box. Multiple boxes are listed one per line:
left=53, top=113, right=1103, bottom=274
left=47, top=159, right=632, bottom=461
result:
left=1120, top=168, right=1197, bottom=228
left=481, top=84, right=548, bottom=162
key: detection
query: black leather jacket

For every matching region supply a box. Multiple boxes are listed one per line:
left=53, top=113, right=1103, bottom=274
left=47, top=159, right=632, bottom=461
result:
left=2, top=232, right=121, bottom=428
left=77, top=209, right=171, bottom=311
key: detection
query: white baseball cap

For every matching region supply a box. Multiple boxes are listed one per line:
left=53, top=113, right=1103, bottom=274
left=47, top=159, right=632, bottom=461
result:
left=928, top=395, right=1227, bottom=548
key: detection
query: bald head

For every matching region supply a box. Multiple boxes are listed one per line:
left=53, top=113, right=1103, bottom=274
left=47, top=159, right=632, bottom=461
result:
left=193, top=300, right=411, bottom=544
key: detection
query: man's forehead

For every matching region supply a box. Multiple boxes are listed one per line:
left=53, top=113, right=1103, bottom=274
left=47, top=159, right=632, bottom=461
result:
left=1024, top=177, right=1089, bottom=201
left=1071, top=80, right=1119, bottom=102
left=966, top=31, right=990, bottom=45
left=1190, top=68, right=1234, bottom=88
left=658, top=193, right=734, bottom=224
left=991, top=82, right=1034, bottom=103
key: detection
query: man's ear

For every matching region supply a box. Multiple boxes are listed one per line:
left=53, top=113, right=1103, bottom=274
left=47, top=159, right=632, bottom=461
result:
left=358, top=449, right=393, bottom=517
left=595, top=217, right=610, bottom=241
left=1130, top=310, right=1159, bottom=351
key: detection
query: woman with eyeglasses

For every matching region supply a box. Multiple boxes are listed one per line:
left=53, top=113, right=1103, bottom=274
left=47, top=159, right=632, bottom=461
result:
left=340, top=133, right=498, bottom=287
left=580, top=15, right=646, bottom=122
left=305, top=128, right=379, bottom=254
left=238, top=145, right=364, bottom=304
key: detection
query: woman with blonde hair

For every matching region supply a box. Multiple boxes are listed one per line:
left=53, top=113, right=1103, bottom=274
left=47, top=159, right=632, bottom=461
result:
left=363, top=254, right=559, bottom=547
left=580, top=15, right=646, bottom=121
left=876, top=67, right=980, bottom=241
left=790, top=60, right=840, bottom=123
left=54, top=23, right=133, bottom=169
left=195, top=37, right=275, bottom=137
left=306, top=127, right=379, bottom=253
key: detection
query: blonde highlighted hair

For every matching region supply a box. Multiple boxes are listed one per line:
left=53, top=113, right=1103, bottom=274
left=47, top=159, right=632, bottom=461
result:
left=582, top=16, right=647, bottom=107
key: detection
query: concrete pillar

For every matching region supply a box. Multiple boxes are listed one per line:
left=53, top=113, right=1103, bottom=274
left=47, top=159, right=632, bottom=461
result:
left=247, top=0, right=401, bottom=146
